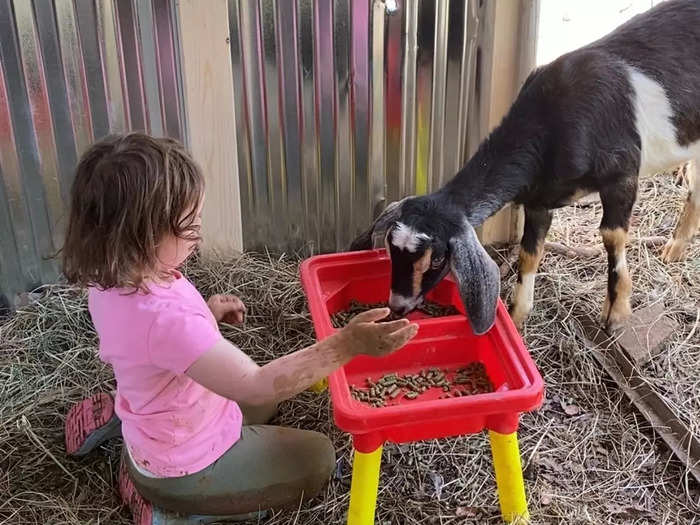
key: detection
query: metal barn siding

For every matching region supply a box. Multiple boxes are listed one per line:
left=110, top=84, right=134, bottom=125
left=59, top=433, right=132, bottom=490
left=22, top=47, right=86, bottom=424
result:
left=0, top=0, right=185, bottom=309
left=0, top=0, right=537, bottom=309
left=229, top=0, right=486, bottom=253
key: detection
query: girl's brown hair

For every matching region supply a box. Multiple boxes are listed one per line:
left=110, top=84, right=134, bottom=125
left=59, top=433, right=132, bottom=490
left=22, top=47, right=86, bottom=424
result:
left=62, top=133, right=204, bottom=291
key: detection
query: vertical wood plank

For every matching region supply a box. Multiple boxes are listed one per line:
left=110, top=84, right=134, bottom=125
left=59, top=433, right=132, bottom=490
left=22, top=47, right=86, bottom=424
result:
left=479, top=0, right=538, bottom=245
left=511, top=0, right=540, bottom=240
left=479, top=0, right=518, bottom=245
left=177, top=0, right=243, bottom=254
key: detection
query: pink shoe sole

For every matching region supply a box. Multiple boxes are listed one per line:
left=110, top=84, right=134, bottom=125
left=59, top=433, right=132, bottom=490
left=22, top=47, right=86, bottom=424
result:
left=65, top=393, right=121, bottom=456
left=119, top=458, right=154, bottom=525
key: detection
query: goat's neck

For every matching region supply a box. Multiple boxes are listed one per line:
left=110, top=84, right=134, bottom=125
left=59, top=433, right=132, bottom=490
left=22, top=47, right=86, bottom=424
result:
left=438, top=125, right=541, bottom=226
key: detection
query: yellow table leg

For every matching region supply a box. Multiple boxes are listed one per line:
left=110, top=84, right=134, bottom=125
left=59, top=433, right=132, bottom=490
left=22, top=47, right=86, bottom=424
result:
left=347, top=445, right=382, bottom=525
left=489, top=430, right=529, bottom=523
left=309, top=378, right=328, bottom=393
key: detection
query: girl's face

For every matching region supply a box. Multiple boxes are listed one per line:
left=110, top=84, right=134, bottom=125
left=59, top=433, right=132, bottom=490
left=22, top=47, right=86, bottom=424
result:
left=156, top=197, right=203, bottom=272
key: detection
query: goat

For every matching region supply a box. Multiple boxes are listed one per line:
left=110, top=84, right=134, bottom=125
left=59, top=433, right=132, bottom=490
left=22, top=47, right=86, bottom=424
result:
left=350, top=0, right=700, bottom=335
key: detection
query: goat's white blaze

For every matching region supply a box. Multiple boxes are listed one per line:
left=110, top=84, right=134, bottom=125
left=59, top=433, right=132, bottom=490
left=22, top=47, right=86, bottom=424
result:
left=614, top=250, right=627, bottom=273
left=391, top=222, right=431, bottom=253
left=512, top=273, right=536, bottom=315
left=627, top=66, right=700, bottom=176
left=388, top=292, right=420, bottom=313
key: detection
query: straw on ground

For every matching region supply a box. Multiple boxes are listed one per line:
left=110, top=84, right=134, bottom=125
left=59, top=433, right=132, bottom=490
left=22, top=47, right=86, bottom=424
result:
left=1, top=173, right=698, bottom=524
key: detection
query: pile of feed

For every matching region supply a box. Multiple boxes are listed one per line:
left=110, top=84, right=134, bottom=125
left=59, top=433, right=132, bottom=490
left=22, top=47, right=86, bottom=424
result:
left=331, top=299, right=460, bottom=328
left=350, top=364, right=493, bottom=407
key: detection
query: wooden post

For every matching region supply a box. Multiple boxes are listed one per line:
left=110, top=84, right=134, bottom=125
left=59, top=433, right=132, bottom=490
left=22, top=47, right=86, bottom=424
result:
left=513, top=0, right=541, bottom=241
left=472, top=0, right=539, bottom=245
left=177, top=0, right=243, bottom=255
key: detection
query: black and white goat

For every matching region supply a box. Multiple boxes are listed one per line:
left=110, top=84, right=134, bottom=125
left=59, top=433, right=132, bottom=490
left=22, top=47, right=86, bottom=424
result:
left=350, top=0, right=700, bottom=335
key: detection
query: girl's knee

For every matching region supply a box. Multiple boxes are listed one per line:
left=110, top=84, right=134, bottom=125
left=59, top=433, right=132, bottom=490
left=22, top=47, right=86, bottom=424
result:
left=294, top=433, right=336, bottom=501
left=293, top=429, right=336, bottom=480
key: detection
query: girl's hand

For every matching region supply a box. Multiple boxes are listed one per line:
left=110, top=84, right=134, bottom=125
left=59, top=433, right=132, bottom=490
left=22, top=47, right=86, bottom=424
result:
left=336, top=308, right=418, bottom=358
left=207, top=294, right=247, bottom=324
left=187, top=307, right=418, bottom=407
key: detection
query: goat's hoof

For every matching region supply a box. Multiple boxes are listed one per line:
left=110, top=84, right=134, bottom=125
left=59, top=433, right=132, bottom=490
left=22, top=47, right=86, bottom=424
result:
left=509, top=308, right=528, bottom=332
left=602, top=300, right=632, bottom=332
left=604, top=318, right=625, bottom=333
left=661, top=239, right=687, bottom=263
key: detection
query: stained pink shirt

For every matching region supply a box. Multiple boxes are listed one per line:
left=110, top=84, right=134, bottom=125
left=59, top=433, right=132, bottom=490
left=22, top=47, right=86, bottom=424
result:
left=88, top=272, right=242, bottom=477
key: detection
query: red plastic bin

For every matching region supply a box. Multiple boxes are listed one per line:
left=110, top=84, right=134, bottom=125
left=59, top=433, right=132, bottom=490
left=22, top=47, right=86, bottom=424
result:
left=300, top=249, right=544, bottom=453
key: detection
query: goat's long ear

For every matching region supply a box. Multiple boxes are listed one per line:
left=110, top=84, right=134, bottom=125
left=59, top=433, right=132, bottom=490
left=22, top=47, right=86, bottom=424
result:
left=449, top=222, right=500, bottom=335
left=348, top=196, right=413, bottom=251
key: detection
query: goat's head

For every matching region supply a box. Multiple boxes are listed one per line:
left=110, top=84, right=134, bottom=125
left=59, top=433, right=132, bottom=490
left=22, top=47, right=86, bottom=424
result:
left=349, top=196, right=500, bottom=335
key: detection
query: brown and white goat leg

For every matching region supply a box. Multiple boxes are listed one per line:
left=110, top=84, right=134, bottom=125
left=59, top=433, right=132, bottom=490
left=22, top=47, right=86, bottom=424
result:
left=510, top=207, right=552, bottom=329
left=599, top=181, right=636, bottom=330
left=662, top=159, right=700, bottom=262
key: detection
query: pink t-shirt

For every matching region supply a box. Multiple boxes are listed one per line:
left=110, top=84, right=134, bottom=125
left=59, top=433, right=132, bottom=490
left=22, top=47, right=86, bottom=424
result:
left=88, top=272, right=243, bottom=477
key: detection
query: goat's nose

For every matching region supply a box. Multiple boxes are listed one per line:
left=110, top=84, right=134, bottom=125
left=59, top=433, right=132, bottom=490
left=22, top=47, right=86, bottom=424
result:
left=388, top=293, right=414, bottom=316
left=392, top=304, right=410, bottom=317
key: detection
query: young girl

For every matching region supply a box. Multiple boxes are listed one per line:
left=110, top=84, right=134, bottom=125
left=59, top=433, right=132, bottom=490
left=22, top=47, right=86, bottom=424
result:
left=62, top=133, right=418, bottom=524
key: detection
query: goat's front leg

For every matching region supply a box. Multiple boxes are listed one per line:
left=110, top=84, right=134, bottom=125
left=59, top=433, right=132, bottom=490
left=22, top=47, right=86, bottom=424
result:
left=599, top=181, right=636, bottom=330
left=662, top=159, right=700, bottom=262
left=510, top=207, right=552, bottom=330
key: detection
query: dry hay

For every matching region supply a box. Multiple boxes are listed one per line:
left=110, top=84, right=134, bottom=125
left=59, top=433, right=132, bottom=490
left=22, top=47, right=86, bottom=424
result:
left=1, top=174, right=699, bottom=524
left=494, top=172, right=700, bottom=524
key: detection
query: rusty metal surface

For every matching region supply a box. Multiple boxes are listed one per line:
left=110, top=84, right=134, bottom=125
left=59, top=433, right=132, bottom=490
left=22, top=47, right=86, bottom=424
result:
left=228, top=0, right=482, bottom=253
left=1, top=0, right=538, bottom=308
left=578, top=313, right=700, bottom=484
left=0, top=0, right=185, bottom=308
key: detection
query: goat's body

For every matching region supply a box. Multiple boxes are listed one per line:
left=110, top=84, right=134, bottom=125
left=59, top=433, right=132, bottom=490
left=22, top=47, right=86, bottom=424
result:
left=510, top=61, right=700, bottom=209
left=471, top=0, right=700, bottom=214
left=630, top=68, right=700, bottom=177
left=350, top=0, right=700, bottom=332
left=437, top=0, right=700, bottom=329
left=497, top=0, right=700, bottom=328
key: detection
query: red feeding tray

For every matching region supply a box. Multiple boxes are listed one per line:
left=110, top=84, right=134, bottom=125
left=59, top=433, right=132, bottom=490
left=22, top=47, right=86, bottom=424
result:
left=300, top=249, right=544, bottom=453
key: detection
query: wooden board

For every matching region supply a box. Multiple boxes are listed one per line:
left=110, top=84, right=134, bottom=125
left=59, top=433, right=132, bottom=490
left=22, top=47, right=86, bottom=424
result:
left=177, top=0, right=243, bottom=255
left=614, top=302, right=679, bottom=367
left=576, top=312, right=700, bottom=483
left=473, top=0, right=540, bottom=245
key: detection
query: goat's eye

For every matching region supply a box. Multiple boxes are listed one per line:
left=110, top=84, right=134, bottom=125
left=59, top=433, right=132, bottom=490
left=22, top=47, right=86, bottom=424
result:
left=431, top=256, right=444, bottom=269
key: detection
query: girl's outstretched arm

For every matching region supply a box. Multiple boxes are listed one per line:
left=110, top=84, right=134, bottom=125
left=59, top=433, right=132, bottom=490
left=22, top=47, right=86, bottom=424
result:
left=186, top=308, right=418, bottom=406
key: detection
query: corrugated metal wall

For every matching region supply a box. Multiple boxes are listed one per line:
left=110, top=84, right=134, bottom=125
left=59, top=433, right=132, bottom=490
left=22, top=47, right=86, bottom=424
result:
left=228, top=0, right=481, bottom=253
left=0, top=0, right=534, bottom=308
left=0, top=0, right=185, bottom=309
